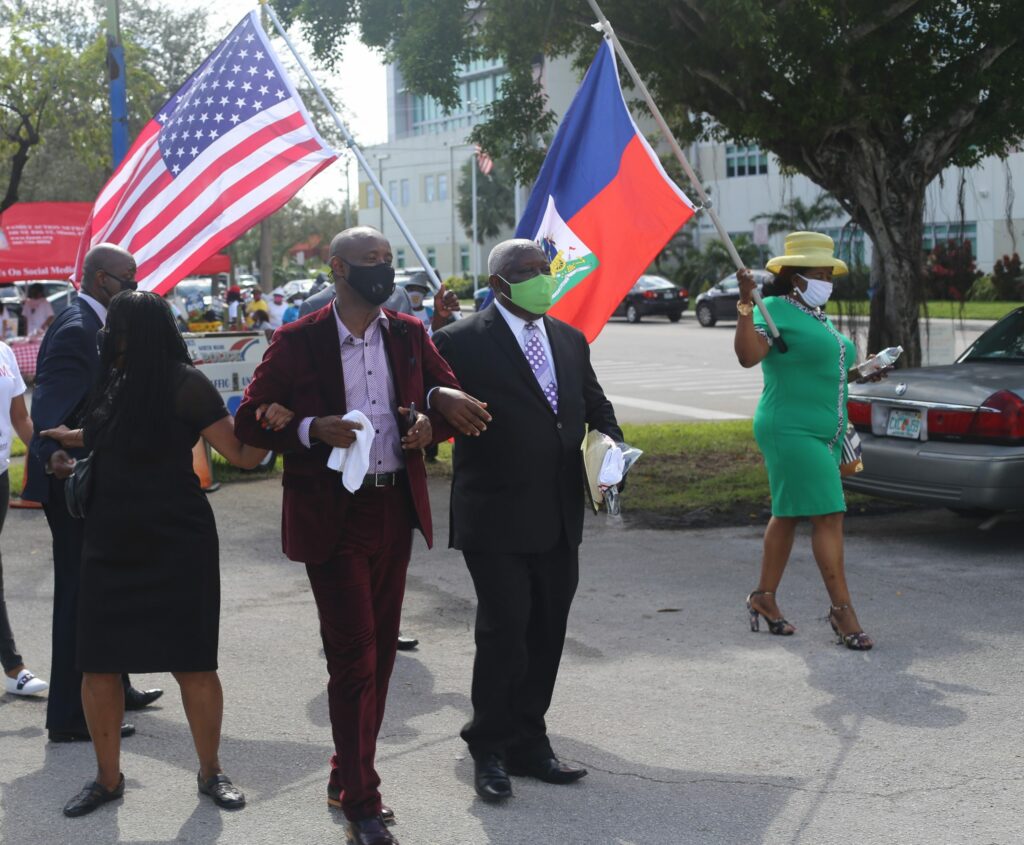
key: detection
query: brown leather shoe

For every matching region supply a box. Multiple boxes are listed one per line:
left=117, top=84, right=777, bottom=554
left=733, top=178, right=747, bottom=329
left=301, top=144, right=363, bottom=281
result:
left=507, top=755, right=588, bottom=784
left=327, top=784, right=395, bottom=824
left=63, top=774, right=125, bottom=817
left=347, top=815, right=398, bottom=845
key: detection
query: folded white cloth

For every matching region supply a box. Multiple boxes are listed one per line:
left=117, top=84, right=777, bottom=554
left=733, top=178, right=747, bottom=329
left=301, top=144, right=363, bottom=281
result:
left=326, top=410, right=374, bottom=493
left=599, top=445, right=625, bottom=486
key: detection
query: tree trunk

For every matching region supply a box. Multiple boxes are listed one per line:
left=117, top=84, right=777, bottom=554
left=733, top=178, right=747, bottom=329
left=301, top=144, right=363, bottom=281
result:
left=1, top=138, right=34, bottom=213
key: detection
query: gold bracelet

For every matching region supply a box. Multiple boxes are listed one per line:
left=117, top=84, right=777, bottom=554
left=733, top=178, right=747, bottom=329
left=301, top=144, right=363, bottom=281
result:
left=736, top=301, right=754, bottom=317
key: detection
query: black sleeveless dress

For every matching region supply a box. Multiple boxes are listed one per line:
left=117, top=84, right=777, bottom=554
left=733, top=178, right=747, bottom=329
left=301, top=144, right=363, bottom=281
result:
left=77, top=364, right=229, bottom=673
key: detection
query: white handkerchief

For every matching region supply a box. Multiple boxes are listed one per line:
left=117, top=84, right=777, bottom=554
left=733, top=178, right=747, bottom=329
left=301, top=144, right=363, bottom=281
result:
left=326, top=410, right=374, bottom=493
left=599, top=445, right=625, bottom=486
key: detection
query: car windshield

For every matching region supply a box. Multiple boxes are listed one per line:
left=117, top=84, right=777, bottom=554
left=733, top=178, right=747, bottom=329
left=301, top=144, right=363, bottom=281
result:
left=635, top=276, right=673, bottom=291
left=721, top=278, right=739, bottom=291
left=960, top=310, right=1024, bottom=362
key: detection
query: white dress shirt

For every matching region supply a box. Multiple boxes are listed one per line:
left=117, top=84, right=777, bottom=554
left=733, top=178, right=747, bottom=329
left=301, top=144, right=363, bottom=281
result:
left=78, top=292, right=107, bottom=325
left=493, top=299, right=558, bottom=390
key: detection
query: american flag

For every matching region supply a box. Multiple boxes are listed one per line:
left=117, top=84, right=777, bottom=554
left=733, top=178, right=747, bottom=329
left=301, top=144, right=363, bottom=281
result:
left=476, top=145, right=494, bottom=176
left=74, top=11, right=337, bottom=294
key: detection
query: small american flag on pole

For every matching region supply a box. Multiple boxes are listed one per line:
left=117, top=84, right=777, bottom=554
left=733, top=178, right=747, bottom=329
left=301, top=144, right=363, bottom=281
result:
left=74, top=11, right=337, bottom=294
left=475, top=144, right=494, bottom=176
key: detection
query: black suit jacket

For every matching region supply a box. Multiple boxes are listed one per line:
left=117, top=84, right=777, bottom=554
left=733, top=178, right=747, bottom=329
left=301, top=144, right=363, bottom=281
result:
left=24, top=298, right=103, bottom=504
left=433, top=303, right=621, bottom=554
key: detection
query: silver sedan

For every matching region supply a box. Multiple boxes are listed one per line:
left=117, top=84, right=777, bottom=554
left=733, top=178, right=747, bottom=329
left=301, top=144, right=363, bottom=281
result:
left=843, top=307, right=1024, bottom=513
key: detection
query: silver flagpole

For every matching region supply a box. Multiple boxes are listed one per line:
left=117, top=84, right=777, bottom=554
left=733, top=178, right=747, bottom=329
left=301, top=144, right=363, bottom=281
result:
left=584, top=0, right=787, bottom=351
left=261, top=3, right=443, bottom=290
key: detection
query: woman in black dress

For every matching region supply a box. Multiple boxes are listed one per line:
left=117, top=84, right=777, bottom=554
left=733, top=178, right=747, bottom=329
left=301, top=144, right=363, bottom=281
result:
left=43, top=291, right=292, bottom=818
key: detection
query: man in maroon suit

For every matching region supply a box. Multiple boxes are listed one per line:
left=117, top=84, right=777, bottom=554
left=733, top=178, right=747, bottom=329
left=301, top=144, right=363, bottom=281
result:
left=235, top=227, right=489, bottom=845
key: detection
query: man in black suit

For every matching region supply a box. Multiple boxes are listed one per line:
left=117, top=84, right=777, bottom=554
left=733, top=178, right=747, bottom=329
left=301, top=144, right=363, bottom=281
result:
left=25, top=243, right=162, bottom=742
left=433, top=238, right=622, bottom=802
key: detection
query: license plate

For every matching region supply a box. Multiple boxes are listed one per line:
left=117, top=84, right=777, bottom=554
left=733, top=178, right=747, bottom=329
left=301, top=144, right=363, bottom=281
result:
left=886, top=408, right=922, bottom=439
left=662, top=290, right=675, bottom=299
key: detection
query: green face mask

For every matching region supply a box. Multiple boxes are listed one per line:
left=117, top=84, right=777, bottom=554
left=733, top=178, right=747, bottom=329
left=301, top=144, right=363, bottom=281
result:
left=499, top=272, right=557, bottom=315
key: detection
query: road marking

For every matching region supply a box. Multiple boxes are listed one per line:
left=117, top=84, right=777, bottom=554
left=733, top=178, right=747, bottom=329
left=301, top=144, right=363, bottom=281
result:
left=605, top=394, right=750, bottom=420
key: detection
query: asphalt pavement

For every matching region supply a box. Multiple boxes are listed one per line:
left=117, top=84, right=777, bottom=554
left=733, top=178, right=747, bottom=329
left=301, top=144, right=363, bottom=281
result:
left=592, top=314, right=987, bottom=423
left=1, top=477, right=1021, bottom=844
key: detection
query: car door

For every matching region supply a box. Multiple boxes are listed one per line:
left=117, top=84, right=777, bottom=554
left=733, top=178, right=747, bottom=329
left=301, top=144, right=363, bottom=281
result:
left=717, top=276, right=741, bottom=319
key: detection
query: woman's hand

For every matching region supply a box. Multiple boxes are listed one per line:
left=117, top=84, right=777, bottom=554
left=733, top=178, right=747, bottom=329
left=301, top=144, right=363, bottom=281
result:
left=737, top=268, right=756, bottom=303
left=851, top=355, right=893, bottom=384
left=255, top=402, right=294, bottom=431
left=40, top=425, right=84, bottom=449
left=399, top=409, right=432, bottom=450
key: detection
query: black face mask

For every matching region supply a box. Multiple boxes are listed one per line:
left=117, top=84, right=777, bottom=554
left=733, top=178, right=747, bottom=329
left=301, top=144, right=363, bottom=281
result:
left=342, top=260, right=395, bottom=306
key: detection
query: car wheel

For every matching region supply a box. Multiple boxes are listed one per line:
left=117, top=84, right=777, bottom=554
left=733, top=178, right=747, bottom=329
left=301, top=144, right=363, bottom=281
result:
left=696, top=302, right=716, bottom=327
left=625, top=304, right=641, bottom=323
left=241, top=450, right=277, bottom=473
left=667, top=312, right=682, bottom=323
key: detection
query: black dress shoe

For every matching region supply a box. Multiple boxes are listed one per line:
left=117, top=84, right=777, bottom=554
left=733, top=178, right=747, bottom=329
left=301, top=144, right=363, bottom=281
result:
left=347, top=815, right=398, bottom=845
left=124, top=687, right=164, bottom=711
left=396, top=634, right=419, bottom=651
left=507, top=755, right=588, bottom=784
left=197, top=771, right=246, bottom=809
left=63, top=774, right=125, bottom=817
left=48, top=723, right=136, bottom=743
left=327, top=784, right=395, bottom=824
left=473, top=753, right=512, bottom=802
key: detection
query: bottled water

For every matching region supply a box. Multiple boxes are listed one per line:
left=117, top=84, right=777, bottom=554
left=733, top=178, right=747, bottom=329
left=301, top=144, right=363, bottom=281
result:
left=858, top=345, right=903, bottom=376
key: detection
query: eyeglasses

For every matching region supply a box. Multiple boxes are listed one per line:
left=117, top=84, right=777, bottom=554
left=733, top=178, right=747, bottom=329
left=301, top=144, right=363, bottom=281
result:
left=103, top=269, right=138, bottom=292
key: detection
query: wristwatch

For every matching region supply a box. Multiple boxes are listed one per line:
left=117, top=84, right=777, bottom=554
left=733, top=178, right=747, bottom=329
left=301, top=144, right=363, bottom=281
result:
left=736, top=301, right=754, bottom=317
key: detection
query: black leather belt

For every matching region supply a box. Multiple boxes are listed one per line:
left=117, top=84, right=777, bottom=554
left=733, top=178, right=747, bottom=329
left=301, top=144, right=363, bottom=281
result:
left=359, top=471, right=404, bottom=489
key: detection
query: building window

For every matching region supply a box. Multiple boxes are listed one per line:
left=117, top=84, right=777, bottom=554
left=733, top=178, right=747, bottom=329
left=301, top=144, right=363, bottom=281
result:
left=438, top=173, right=449, bottom=201
left=823, top=226, right=867, bottom=266
left=922, top=221, right=977, bottom=255
left=726, top=144, right=769, bottom=178
left=460, top=245, right=470, bottom=274
left=400, top=178, right=410, bottom=207
left=426, top=247, right=437, bottom=266
left=366, top=185, right=375, bottom=209
left=424, top=175, right=435, bottom=202
left=388, top=180, right=398, bottom=203
left=396, top=248, right=406, bottom=270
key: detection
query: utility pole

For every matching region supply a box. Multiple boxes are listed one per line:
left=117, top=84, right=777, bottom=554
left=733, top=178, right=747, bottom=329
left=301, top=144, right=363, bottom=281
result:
left=471, top=154, right=479, bottom=292
left=106, top=0, right=128, bottom=168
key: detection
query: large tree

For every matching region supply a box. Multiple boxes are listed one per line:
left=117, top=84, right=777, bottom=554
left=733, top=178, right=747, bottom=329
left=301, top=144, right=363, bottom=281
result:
left=277, top=0, right=1024, bottom=365
left=456, top=157, right=515, bottom=243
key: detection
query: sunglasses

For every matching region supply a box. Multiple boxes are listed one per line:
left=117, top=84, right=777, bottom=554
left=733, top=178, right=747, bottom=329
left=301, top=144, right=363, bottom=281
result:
left=103, top=269, right=138, bottom=292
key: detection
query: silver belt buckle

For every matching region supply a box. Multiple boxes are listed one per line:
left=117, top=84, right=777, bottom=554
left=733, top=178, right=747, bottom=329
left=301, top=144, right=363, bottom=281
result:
left=374, top=473, right=388, bottom=488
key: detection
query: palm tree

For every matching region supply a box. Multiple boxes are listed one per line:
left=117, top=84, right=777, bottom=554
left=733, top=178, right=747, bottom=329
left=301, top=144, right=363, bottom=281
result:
left=752, top=193, right=843, bottom=234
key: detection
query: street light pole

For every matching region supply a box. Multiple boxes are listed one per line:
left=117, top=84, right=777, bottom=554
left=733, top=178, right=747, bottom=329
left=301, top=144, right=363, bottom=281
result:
left=471, top=155, right=479, bottom=292
left=376, top=154, right=389, bottom=233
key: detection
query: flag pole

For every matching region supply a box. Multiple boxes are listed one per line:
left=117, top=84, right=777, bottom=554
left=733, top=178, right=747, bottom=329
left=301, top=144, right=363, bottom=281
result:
left=584, top=0, right=787, bottom=352
left=261, top=3, right=443, bottom=290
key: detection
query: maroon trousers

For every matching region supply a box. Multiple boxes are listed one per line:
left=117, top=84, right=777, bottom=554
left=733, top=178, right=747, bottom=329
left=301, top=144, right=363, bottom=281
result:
left=305, top=484, right=414, bottom=822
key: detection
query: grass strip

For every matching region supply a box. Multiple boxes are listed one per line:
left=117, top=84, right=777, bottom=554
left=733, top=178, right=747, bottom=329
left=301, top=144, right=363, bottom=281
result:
left=824, top=300, right=1020, bottom=321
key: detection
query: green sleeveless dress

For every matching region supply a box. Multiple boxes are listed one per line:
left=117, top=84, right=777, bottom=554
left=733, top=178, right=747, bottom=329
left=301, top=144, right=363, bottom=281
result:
left=752, top=296, right=856, bottom=517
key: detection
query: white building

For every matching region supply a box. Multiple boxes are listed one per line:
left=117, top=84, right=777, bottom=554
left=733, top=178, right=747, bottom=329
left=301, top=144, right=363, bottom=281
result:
left=359, top=57, right=1023, bottom=278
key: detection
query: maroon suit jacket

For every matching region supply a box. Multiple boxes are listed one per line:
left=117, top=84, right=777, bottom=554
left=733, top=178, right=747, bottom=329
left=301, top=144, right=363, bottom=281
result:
left=235, top=303, right=460, bottom=565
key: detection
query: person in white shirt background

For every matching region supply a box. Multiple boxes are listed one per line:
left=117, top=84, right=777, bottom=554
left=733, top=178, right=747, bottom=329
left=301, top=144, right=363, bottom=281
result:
left=267, top=289, right=288, bottom=329
left=23, top=284, right=56, bottom=337
left=0, top=340, right=48, bottom=696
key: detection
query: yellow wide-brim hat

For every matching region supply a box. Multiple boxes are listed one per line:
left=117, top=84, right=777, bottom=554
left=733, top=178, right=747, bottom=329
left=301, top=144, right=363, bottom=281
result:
left=765, top=231, right=848, bottom=276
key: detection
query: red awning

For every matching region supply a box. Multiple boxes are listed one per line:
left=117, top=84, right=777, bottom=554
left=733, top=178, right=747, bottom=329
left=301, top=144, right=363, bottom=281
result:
left=0, top=202, right=92, bottom=284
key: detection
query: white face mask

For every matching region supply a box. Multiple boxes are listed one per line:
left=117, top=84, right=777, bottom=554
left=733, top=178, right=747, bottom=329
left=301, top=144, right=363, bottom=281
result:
left=407, top=292, right=425, bottom=309
left=795, top=274, right=833, bottom=308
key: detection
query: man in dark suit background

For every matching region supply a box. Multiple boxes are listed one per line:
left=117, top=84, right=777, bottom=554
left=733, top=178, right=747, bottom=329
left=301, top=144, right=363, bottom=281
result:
left=433, top=238, right=622, bottom=803
left=26, top=243, right=162, bottom=742
left=235, top=226, right=487, bottom=845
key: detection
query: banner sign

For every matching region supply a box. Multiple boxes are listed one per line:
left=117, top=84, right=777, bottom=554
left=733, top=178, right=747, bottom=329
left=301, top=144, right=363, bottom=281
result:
left=0, top=203, right=92, bottom=282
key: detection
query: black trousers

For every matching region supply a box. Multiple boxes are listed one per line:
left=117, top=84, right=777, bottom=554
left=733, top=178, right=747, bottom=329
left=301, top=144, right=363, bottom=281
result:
left=43, top=476, right=132, bottom=732
left=460, top=538, right=579, bottom=762
left=0, top=473, right=23, bottom=673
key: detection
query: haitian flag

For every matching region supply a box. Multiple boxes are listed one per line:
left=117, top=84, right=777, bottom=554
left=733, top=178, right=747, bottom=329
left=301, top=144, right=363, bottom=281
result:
left=516, top=40, right=695, bottom=341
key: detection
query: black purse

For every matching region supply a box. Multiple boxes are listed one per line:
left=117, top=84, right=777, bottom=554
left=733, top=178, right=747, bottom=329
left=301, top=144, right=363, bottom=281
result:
left=64, top=452, right=96, bottom=519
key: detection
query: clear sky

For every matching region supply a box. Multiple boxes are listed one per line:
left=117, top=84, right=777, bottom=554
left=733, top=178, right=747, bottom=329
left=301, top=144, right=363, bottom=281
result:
left=179, top=0, right=388, bottom=206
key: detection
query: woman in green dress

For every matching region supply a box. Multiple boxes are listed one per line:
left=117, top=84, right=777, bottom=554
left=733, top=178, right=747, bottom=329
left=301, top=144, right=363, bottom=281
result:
left=734, top=231, right=878, bottom=651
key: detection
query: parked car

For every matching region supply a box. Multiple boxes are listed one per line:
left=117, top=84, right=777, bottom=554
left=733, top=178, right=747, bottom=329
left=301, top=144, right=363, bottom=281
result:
left=281, top=278, right=317, bottom=300
left=843, top=306, right=1024, bottom=514
left=610, top=275, right=687, bottom=323
left=694, top=270, right=773, bottom=327
left=1, top=280, right=77, bottom=327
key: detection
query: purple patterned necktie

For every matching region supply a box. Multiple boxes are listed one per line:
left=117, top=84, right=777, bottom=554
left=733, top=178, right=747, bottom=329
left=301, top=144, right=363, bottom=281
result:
left=523, top=322, right=558, bottom=413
